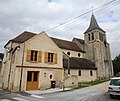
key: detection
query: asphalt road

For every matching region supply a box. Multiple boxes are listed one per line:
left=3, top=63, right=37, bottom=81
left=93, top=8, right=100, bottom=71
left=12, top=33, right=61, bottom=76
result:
left=0, top=88, right=120, bottom=101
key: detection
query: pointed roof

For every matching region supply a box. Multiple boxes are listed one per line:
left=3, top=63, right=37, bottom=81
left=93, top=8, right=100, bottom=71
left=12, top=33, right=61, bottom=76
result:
left=84, top=14, right=105, bottom=34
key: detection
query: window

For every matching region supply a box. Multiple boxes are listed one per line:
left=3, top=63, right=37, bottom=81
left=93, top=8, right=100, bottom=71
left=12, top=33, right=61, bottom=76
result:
left=88, top=34, right=90, bottom=41
left=78, top=70, right=81, bottom=76
left=44, top=52, right=57, bottom=64
left=27, top=71, right=32, bottom=82
left=26, top=50, right=42, bottom=62
left=48, top=53, right=54, bottom=63
left=78, top=53, right=81, bottom=57
left=27, top=71, right=38, bottom=82
left=67, top=52, right=70, bottom=55
left=33, top=71, right=38, bottom=81
left=92, top=33, right=94, bottom=40
left=99, top=33, right=103, bottom=41
left=90, top=70, right=93, bottom=76
left=50, top=75, right=53, bottom=79
left=30, top=50, right=38, bottom=61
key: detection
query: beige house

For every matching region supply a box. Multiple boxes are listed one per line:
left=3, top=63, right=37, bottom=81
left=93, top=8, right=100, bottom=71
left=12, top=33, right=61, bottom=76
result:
left=1, top=14, right=113, bottom=91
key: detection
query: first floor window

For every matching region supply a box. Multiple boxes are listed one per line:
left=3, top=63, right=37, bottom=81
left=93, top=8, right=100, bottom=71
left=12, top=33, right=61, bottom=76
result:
left=26, top=50, right=42, bottom=62
left=30, top=50, right=38, bottom=62
left=48, top=53, right=54, bottom=63
left=44, top=52, right=57, bottom=64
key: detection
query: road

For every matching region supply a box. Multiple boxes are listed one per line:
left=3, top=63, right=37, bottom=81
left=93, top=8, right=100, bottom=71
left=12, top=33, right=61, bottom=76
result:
left=0, top=88, right=120, bottom=101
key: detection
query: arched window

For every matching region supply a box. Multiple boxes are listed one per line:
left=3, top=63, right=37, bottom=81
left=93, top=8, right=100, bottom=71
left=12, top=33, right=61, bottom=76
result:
left=50, top=75, right=53, bottom=79
left=92, top=32, right=94, bottom=40
left=88, top=34, right=90, bottom=41
left=90, top=70, right=93, bottom=76
left=79, top=70, right=81, bottom=76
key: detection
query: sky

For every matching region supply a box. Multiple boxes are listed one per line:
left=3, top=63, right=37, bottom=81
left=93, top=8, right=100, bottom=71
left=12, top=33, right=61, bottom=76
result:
left=0, top=0, right=120, bottom=59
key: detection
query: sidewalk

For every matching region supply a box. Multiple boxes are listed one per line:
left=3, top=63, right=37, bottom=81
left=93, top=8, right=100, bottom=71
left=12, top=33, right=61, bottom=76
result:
left=0, top=88, right=12, bottom=95
left=25, top=88, right=71, bottom=95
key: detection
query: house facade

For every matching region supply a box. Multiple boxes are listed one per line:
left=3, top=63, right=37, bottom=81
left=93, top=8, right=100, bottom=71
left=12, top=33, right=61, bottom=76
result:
left=1, top=14, right=113, bottom=91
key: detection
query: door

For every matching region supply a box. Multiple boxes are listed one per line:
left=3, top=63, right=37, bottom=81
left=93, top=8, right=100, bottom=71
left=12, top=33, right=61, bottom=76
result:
left=26, top=71, right=39, bottom=90
left=51, top=81, right=56, bottom=88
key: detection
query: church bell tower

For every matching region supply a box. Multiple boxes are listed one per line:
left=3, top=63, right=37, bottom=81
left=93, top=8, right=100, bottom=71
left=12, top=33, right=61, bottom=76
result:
left=84, top=14, right=113, bottom=79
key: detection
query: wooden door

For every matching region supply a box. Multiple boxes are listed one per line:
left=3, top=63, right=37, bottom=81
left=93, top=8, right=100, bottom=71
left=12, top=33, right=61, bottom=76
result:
left=26, top=71, right=39, bottom=90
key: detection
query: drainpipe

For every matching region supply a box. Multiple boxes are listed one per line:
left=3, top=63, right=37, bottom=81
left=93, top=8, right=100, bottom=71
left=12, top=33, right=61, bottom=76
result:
left=19, top=43, right=25, bottom=91
left=68, top=58, right=70, bottom=75
left=8, top=42, right=13, bottom=90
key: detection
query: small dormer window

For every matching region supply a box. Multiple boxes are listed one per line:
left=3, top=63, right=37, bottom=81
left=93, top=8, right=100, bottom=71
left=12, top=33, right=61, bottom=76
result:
left=67, top=52, right=70, bottom=55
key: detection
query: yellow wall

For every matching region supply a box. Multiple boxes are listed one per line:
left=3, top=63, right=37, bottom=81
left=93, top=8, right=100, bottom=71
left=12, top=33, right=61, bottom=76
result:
left=2, top=32, right=64, bottom=91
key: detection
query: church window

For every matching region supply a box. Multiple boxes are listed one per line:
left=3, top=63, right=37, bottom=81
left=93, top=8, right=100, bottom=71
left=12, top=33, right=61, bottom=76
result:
left=78, top=70, right=81, bottom=76
left=67, top=52, right=70, bottom=55
left=88, top=34, right=90, bottom=41
left=90, top=70, right=93, bottom=76
left=99, top=33, right=103, bottom=41
left=92, top=33, right=94, bottom=40
left=50, top=75, right=53, bottom=79
left=78, top=53, right=81, bottom=57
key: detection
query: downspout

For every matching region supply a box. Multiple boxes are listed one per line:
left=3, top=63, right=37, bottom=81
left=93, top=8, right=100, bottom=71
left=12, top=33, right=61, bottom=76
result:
left=68, top=58, right=70, bottom=75
left=19, top=43, right=25, bottom=91
left=8, top=41, right=13, bottom=89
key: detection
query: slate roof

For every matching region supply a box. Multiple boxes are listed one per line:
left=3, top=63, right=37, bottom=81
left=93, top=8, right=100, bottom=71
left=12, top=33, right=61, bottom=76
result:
left=63, top=57, right=96, bottom=70
left=84, top=14, right=105, bottom=33
left=11, top=31, right=37, bottom=43
left=4, top=31, right=37, bottom=48
left=4, top=31, right=85, bottom=53
left=51, top=37, right=85, bottom=53
left=73, top=38, right=84, bottom=44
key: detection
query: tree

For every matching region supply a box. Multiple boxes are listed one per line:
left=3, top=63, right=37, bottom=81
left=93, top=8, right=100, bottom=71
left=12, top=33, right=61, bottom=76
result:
left=112, top=54, right=120, bottom=75
left=0, top=53, right=4, bottom=60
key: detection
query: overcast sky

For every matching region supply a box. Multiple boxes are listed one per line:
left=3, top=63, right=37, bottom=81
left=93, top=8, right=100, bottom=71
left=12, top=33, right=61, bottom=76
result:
left=0, top=0, right=120, bottom=59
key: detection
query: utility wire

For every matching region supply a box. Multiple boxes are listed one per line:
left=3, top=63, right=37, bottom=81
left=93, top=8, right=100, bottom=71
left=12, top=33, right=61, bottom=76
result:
left=45, top=0, right=117, bottom=32
left=61, top=0, right=120, bottom=31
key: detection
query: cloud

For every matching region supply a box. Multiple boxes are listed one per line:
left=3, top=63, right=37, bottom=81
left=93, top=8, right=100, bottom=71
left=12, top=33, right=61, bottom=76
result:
left=0, top=0, right=120, bottom=59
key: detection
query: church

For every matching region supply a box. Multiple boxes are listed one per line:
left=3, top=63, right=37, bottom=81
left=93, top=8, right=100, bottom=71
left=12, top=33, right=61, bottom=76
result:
left=1, top=14, right=113, bottom=91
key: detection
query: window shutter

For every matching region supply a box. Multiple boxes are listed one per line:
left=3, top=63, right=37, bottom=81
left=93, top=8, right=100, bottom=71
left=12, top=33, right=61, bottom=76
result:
left=44, top=52, right=48, bottom=63
left=38, top=51, right=42, bottom=62
left=54, top=53, right=57, bottom=64
left=26, top=50, right=31, bottom=61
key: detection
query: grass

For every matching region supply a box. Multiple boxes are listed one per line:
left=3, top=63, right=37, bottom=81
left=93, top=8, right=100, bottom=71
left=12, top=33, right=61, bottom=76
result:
left=73, top=79, right=109, bottom=89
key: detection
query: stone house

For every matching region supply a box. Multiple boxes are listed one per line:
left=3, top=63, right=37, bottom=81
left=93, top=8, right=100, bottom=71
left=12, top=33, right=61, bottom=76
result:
left=1, top=14, right=113, bottom=91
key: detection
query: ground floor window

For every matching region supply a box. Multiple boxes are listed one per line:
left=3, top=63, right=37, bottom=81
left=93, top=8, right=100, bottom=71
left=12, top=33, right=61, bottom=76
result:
left=90, top=70, right=93, bottom=76
left=78, top=70, right=81, bottom=76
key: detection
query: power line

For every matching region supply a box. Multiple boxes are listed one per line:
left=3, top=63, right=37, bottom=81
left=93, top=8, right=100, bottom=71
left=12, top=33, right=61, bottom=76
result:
left=45, top=0, right=117, bottom=32
left=60, top=0, right=120, bottom=32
